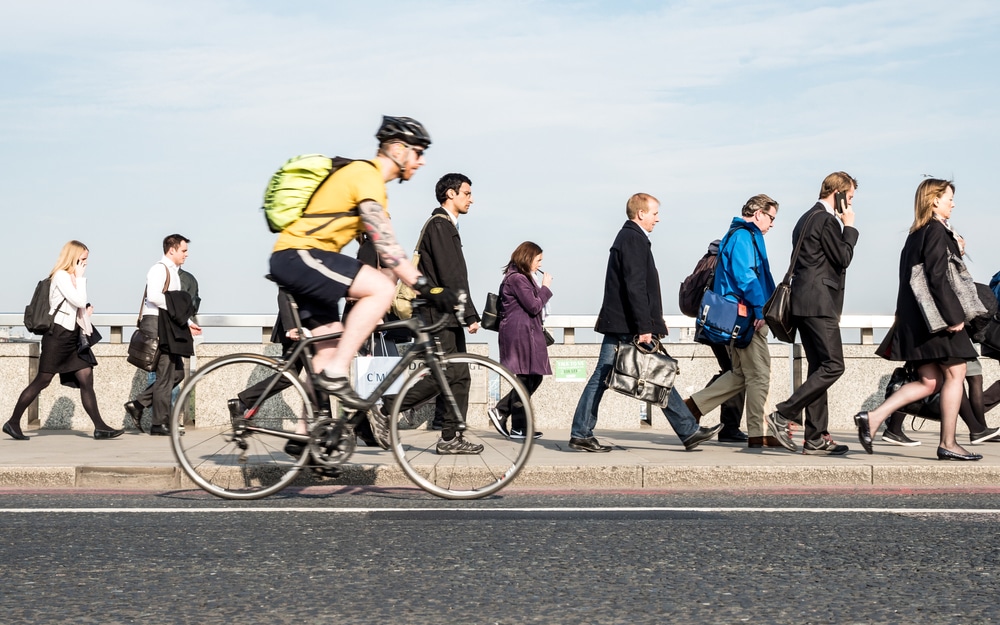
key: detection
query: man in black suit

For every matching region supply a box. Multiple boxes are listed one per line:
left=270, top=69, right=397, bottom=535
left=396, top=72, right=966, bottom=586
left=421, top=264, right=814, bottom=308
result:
left=569, top=193, right=721, bottom=452
left=765, top=172, right=859, bottom=454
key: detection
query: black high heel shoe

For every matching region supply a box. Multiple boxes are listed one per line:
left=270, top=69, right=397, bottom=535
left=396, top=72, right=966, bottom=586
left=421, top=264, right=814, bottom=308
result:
left=936, top=447, right=982, bottom=461
left=3, top=422, right=29, bottom=441
left=94, top=428, right=125, bottom=440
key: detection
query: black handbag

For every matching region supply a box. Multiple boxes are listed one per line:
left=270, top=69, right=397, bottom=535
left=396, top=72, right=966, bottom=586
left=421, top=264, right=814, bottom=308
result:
left=543, top=328, right=555, bottom=347
left=481, top=292, right=501, bottom=331
left=603, top=337, right=678, bottom=408
left=763, top=283, right=794, bottom=343
left=126, top=271, right=169, bottom=372
left=765, top=211, right=819, bottom=343
left=127, top=328, right=159, bottom=372
left=884, top=366, right=940, bottom=421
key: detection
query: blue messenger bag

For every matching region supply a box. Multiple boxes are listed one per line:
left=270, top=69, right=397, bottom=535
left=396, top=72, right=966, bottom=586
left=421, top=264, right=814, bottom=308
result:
left=694, top=289, right=755, bottom=349
left=693, top=222, right=759, bottom=349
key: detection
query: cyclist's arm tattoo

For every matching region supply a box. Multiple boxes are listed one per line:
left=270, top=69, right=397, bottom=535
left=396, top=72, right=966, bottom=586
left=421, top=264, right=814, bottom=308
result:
left=358, top=199, right=407, bottom=269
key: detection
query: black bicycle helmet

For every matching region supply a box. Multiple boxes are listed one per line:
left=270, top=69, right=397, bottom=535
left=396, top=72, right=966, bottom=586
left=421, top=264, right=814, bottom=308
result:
left=375, top=116, right=432, bottom=149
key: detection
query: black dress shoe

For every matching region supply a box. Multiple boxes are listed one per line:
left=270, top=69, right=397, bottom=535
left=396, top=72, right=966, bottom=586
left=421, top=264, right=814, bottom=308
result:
left=148, top=424, right=170, bottom=436
left=854, top=411, right=873, bottom=454
left=683, top=424, right=723, bottom=450
left=228, top=398, right=248, bottom=420
left=568, top=437, right=612, bottom=452
left=124, top=401, right=144, bottom=431
left=354, top=420, right=379, bottom=447
left=94, top=428, right=125, bottom=440
left=718, top=428, right=749, bottom=443
left=284, top=440, right=306, bottom=458
left=936, top=447, right=983, bottom=461
left=3, top=422, right=29, bottom=441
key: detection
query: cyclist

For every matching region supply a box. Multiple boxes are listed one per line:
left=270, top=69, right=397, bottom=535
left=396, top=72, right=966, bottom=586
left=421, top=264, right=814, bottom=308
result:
left=268, top=116, right=459, bottom=448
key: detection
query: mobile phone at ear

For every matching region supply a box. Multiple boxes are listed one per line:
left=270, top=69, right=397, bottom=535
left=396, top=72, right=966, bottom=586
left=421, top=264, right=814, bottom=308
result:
left=834, top=191, right=847, bottom=215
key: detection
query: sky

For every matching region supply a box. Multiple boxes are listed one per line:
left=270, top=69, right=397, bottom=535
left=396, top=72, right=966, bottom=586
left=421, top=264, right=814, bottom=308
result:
left=2, top=0, right=999, bottom=332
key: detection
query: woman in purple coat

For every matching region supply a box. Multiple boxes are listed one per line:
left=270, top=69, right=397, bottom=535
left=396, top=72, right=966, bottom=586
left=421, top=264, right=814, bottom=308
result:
left=488, top=242, right=553, bottom=439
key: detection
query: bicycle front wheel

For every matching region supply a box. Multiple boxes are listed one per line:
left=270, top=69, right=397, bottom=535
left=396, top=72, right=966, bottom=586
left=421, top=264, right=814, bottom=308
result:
left=170, top=353, right=315, bottom=499
left=389, top=353, right=534, bottom=499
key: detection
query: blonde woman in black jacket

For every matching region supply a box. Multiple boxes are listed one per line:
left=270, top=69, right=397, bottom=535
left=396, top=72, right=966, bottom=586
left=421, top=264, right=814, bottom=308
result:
left=854, top=179, right=980, bottom=461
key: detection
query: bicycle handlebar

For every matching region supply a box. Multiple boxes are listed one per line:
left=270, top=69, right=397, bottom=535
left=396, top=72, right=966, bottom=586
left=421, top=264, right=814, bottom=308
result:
left=377, top=289, right=468, bottom=337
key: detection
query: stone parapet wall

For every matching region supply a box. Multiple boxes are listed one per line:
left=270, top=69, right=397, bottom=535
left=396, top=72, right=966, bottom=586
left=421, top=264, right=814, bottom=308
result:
left=4, top=341, right=993, bottom=433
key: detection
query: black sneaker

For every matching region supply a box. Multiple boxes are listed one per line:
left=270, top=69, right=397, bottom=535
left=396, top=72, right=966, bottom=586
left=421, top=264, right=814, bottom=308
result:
left=487, top=407, right=510, bottom=437
left=435, top=434, right=483, bottom=455
left=970, top=427, right=1000, bottom=445
left=803, top=436, right=849, bottom=455
left=509, top=428, right=541, bottom=440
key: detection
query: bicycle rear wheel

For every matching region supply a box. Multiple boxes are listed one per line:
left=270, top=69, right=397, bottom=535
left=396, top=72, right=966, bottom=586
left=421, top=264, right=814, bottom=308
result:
left=170, top=353, right=315, bottom=499
left=388, top=353, right=534, bottom=499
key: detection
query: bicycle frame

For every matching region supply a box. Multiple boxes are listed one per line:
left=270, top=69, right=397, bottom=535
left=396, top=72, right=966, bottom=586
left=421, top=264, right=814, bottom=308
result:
left=234, top=305, right=464, bottom=445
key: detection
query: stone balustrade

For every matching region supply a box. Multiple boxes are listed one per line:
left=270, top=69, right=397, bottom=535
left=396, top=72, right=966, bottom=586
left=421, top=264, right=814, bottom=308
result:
left=2, top=313, right=994, bottom=433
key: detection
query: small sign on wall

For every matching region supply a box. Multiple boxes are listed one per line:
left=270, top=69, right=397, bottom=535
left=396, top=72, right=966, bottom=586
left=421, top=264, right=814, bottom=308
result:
left=553, top=359, right=588, bottom=382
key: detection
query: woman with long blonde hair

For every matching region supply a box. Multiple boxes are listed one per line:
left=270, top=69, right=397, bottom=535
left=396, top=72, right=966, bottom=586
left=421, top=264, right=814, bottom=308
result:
left=4, top=241, right=123, bottom=440
left=854, top=180, right=980, bottom=460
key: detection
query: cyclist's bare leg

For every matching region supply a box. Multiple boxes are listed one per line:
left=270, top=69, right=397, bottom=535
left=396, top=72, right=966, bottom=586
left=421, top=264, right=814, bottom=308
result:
left=314, top=265, right=395, bottom=378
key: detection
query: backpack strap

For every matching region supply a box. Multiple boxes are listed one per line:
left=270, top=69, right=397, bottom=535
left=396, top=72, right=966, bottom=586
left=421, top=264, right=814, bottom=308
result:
left=412, top=213, right=451, bottom=257
left=300, top=159, right=380, bottom=235
left=713, top=222, right=764, bottom=291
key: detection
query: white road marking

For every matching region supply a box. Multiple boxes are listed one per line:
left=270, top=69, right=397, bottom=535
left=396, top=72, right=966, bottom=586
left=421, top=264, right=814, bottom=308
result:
left=1, top=507, right=1000, bottom=514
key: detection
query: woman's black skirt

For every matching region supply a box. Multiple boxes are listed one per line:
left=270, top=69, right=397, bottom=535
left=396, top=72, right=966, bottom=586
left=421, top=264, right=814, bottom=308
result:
left=39, top=325, right=93, bottom=375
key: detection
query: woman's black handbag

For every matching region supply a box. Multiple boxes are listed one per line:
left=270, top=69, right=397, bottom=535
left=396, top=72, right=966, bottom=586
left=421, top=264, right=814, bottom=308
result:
left=884, top=366, right=940, bottom=421
left=603, top=337, right=678, bottom=408
left=127, top=328, right=159, bottom=372
left=481, top=292, right=501, bottom=331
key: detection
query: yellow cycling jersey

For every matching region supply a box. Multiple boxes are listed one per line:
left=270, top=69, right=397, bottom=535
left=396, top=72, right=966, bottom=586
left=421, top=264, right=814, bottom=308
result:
left=272, top=159, right=388, bottom=253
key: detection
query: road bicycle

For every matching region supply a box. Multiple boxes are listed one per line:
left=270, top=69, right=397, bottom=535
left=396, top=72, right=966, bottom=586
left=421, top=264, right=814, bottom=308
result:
left=169, top=293, right=534, bottom=500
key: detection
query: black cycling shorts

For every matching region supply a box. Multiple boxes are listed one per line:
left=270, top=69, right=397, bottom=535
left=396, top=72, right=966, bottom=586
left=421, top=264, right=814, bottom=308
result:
left=269, top=249, right=362, bottom=326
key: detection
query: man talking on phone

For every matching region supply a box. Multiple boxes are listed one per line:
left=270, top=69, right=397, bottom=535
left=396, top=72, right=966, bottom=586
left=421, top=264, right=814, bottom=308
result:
left=765, top=172, right=859, bottom=454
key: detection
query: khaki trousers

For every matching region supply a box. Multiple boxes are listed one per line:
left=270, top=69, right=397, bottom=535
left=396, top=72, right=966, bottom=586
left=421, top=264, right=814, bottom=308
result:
left=690, top=326, right=771, bottom=437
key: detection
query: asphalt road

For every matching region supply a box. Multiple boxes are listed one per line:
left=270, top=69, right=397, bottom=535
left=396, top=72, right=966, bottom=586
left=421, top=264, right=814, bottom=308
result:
left=1, top=487, right=999, bottom=624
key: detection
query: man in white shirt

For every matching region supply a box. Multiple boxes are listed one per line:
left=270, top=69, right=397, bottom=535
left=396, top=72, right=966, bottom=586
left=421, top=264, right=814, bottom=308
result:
left=125, top=234, right=202, bottom=435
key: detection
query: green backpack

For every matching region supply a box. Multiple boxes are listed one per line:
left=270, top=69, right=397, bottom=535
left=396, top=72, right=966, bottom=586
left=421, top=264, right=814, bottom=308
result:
left=261, top=155, right=375, bottom=233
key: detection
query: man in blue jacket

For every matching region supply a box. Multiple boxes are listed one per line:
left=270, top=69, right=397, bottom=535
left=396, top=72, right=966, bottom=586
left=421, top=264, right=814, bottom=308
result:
left=568, top=193, right=721, bottom=452
left=684, top=195, right=779, bottom=449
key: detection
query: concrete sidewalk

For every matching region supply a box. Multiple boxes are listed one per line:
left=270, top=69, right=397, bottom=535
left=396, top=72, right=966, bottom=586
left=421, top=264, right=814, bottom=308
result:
left=1, top=427, right=999, bottom=492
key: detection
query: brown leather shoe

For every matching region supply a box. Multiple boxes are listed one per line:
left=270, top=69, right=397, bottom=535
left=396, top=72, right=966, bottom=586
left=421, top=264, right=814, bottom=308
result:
left=684, top=397, right=702, bottom=423
left=748, top=436, right=785, bottom=448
